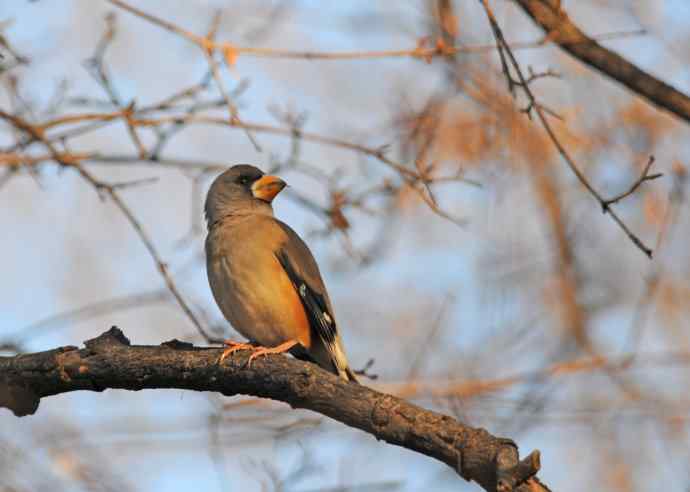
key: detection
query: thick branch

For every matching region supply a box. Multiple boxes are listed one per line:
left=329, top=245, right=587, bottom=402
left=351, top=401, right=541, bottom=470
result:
left=0, top=328, right=547, bottom=492
left=513, top=0, right=690, bottom=123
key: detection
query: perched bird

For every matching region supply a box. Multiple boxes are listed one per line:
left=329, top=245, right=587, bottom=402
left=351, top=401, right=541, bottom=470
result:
left=205, top=164, right=358, bottom=382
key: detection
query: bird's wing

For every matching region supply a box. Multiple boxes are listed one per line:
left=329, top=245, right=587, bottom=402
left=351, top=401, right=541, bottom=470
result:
left=274, top=221, right=356, bottom=381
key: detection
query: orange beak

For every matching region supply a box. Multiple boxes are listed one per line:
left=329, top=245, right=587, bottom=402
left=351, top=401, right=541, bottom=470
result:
left=251, top=174, right=286, bottom=203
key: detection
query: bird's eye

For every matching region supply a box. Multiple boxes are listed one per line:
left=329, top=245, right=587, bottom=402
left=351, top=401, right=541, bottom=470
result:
left=237, top=175, right=250, bottom=185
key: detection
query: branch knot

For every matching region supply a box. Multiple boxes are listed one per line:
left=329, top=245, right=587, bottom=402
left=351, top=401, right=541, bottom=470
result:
left=84, top=326, right=131, bottom=352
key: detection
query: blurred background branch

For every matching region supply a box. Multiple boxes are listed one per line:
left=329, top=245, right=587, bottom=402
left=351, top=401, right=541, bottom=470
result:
left=513, top=0, right=690, bottom=123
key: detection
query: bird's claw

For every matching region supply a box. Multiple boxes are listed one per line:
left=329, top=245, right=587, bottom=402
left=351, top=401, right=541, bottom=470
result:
left=218, top=340, right=254, bottom=364
left=244, top=340, right=300, bottom=368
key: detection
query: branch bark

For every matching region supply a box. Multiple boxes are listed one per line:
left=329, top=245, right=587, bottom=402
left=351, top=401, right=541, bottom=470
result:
left=513, top=0, right=690, bottom=123
left=0, top=328, right=547, bottom=492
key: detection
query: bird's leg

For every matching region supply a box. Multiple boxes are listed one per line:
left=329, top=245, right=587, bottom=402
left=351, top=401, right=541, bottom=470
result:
left=246, top=340, right=300, bottom=367
left=219, top=340, right=255, bottom=364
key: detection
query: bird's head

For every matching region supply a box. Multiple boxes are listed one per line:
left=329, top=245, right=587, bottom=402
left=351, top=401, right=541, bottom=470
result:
left=205, top=164, right=287, bottom=227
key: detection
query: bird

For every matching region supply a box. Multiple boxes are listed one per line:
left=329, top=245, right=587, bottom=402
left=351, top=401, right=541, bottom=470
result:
left=205, top=164, right=358, bottom=382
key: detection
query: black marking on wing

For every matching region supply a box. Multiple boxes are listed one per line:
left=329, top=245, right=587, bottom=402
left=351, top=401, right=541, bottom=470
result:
left=275, top=249, right=337, bottom=344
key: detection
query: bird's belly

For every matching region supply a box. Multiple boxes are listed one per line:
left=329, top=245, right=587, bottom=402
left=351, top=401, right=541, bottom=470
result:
left=208, top=253, right=310, bottom=348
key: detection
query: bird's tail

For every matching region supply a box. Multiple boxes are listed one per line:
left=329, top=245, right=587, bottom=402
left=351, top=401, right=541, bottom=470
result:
left=344, top=366, right=359, bottom=384
left=331, top=337, right=359, bottom=383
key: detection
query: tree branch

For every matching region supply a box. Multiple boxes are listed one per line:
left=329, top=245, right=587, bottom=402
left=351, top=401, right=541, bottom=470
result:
left=0, top=328, right=547, bottom=492
left=478, top=0, right=657, bottom=258
left=513, top=0, right=690, bottom=124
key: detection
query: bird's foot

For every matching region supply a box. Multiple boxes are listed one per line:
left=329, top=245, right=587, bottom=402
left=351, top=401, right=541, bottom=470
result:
left=246, top=340, right=299, bottom=367
left=219, top=340, right=255, bottom=364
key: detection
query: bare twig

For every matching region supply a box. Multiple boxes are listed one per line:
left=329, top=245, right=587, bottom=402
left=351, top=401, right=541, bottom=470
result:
left=0, top=109, right=218, bottom=343
left=201, top=10, right=261, bottom=151
left=478, top=0, right=657, bottom=258
left=105, top=0, right=643, bottom=62
left=385, top=349, right=690, bottom=401
left=602, top=155, right=662, bottom=211
left=3, top=106, right=472, bottom=225
left=524, top=66, right=561, bottom=84
left=625, top=163, right=687, bottom=354
left=83, top=13, right=148, bottom=158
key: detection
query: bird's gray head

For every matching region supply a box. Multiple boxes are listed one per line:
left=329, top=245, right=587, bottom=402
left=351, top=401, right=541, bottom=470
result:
left=205, top=164, right=287, bottom=228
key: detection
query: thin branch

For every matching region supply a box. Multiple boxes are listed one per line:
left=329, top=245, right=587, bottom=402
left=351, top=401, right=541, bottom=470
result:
left=106, top=0, right=643, bottom=62
left=0, top=328, right=548, bottom=492
left=385, top=350, right=690, bottom=401
left=22, top=109, right=430, bottom=179
left=4, top=108, right=471, bottom=225
left=83, top=12, right=148, bottom=158
left=201, top=10, right=261, bottom=151
left=625, top=164, right=687, bottom=355
left=478, top=0, right=657, bottom=258
left=0, top=109, right=218, bottom=344
left=602, top=155, right=662, bottom=211
left=98, top=3, right=262, bottom=151
left=524, top=66, right=561, bottom=84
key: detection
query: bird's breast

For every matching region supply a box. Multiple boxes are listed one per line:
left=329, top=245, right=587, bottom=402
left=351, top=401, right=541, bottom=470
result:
left=206, top=224, right=311, bottom=349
